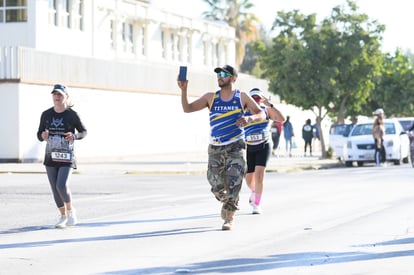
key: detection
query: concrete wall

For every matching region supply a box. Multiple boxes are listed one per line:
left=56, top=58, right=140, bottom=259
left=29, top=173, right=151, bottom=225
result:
left=1, top=71, right=276, bottom=162
left=0, top=83, right=20, bottom=159
left=0, top=79, right=332, bottom=162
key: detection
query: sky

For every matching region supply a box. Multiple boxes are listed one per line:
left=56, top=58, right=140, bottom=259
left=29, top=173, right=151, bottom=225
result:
left=151, top=0, right=413, bottom=53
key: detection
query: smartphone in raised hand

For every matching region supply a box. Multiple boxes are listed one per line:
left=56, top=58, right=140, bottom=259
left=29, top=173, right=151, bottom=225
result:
left=178, top=66, right=187, bottom=81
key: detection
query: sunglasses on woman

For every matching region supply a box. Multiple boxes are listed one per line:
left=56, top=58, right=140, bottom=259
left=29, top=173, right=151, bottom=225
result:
left=252, top=95, right=261, bottom=103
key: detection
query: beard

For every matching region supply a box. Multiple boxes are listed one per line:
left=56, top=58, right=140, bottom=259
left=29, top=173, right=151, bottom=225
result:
left=218, top=79, right=231, bottom=88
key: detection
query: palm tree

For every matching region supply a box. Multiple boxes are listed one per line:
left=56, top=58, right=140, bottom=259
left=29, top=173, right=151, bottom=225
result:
left=202, top=0, right=260, bottom=70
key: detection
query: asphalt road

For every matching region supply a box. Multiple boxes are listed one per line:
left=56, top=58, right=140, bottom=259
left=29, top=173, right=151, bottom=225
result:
left=1, top=165, right=413, bottom=275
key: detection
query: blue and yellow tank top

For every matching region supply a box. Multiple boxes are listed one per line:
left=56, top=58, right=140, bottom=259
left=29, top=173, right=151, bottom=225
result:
left=244, top=105, right=270, bottom=145
left=209, top=90, right=244, bottom=145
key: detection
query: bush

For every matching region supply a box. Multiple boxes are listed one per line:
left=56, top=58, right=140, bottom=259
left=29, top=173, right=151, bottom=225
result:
left=326, top=147, right=334, bottom=159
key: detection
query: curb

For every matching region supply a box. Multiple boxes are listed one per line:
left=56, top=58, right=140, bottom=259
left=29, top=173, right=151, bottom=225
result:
left=0, top=160, right=342, bottom=175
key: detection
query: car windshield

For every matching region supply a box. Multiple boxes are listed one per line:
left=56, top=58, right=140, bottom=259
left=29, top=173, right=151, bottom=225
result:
left=398, top=120, right=414, bottom=131
left=330, top=124, right=352, bottom=136
left=350, top=122, right=396, bottom=136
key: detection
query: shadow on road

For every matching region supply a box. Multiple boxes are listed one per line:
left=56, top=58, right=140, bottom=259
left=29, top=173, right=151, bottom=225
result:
left=101, top=247, right=414, bottom=274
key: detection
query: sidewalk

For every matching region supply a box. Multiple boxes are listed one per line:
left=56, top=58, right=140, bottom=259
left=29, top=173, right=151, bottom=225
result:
left=0, top=151, right=342, bottom=175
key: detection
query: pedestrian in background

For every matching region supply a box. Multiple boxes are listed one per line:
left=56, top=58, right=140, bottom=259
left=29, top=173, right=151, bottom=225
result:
left=312, top=121, right=320, bottom=152
left=178, top=65, right=265, bottom=230
left=37, top=84, right=87, bottom=228
left=283, top=116, right=294, bottom=157
left=244, top=88, right=284, bottom=214
left=271, top=120, right=283, bottom=156
left=372, top=108, right=386, bottom=166
left=302, top=119, right=314, bottom=156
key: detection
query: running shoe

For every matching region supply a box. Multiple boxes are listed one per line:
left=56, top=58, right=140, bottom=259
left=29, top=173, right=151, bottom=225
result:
left=248, top=192, right=255, bottom=206
left=55, top=215, right=67, bottom=228
left=252, top=204, right=262, bottom=214
left=67, top=209, right=78, bottom=226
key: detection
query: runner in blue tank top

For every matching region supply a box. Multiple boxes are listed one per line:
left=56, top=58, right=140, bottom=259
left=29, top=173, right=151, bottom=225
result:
left=178, top=65, right=265, bottom=230
left=244, top=88, right=285, bottom=215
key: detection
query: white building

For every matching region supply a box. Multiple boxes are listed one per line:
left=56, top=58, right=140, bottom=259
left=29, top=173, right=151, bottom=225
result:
left=0, top=0, right=272, bottom=162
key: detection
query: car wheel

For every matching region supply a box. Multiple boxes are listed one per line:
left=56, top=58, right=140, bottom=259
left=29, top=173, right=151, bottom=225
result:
left=345, top=161, right=353, bottom=167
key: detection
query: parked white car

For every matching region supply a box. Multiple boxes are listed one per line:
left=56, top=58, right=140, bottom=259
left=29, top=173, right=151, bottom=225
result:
left=329, top=124, right=353, bottom=159
left=342, top=118, right=410, bottom=167
left=397, top=117, right=414, bottom=132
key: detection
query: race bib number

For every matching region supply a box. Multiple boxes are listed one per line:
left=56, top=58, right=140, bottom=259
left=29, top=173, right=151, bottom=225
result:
left=271, top=128, right=278, bottom=133
left=246, top=133, right=265, bottom=142
left=51, top=151, right=72, bottom=162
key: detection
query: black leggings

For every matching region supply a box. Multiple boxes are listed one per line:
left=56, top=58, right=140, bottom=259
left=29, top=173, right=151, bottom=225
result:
left=304, top=139, right=312, bottom=154
left=374, top=138, right=386, bottom=164
left=246, top=142, right=271, bottom=173
left=271, top=133, right=280, bottom=150
left=46, top=166, right=72, bottom=208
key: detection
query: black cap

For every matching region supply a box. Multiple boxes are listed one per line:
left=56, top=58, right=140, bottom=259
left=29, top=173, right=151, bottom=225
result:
left=214, top=65, right=238, bottom=77
left=51, top=84, right=68, bottom=96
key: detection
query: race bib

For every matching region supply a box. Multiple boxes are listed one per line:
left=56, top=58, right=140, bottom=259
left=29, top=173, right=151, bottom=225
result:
left=246, top=133, right=265, bottom=142
left=51, top=151, right=72, bottom=162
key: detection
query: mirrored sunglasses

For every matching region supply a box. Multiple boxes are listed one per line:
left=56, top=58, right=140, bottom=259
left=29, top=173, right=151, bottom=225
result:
left=217, top=71, right=232, bottom=78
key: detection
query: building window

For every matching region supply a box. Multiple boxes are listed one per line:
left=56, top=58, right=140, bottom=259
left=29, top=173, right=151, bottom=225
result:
left=184, top=36, right=191, bottom=63
left=74, top=0, right=83, bottom=30
left=203, top=40, right=208, bottom=66
left=0, top=0, right=28, bottom=23
left=214, top=43, right=219, bottom=66
left=48, top=0, right=57, bottom=25
left=171, top=33, right=177, bottom=61
left=162, top=29, right=183, bottom=62
left=110, top=20, right=116, bottom=50
left=137, top=25, right=146, bottom=56
left=161, top=30, right=166, bottom=59
left=48, top=0, right=64, bottom=27
left=48, top=0, right=83, bottom=30
left=122, top=22, right=134, bottom=53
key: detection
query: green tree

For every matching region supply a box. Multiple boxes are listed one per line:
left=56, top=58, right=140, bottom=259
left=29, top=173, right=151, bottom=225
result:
left=202, top=0, right=259, bottom=70
left=241, top=26, right=271, bottom=75
left=369, top=50, right=414, bottom=117
left=256, top=0, right=384, bottom=157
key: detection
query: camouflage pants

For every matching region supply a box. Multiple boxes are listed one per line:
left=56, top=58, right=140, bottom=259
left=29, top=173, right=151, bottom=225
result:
left=207, top=139, right=246, bottom=211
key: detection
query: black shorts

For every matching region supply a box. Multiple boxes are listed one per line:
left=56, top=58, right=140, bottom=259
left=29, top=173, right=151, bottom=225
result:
left=246, top=142, right=270, bottom=173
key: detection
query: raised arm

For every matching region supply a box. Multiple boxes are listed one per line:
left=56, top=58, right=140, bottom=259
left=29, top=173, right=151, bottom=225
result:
left=261, top=97, right=285, bottom=122
left=178, top=80, right=212, bottom=113
left=239, top=91, right=265, bottom=126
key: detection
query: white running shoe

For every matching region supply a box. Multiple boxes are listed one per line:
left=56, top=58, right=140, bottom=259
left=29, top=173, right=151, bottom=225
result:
left=252, top=204, right=262, bottom=215
left=55, top=215, right=67, bottom=228
left=249, top=192, right=255, bottom=206
left=67, top=209, right=78, bottom=226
